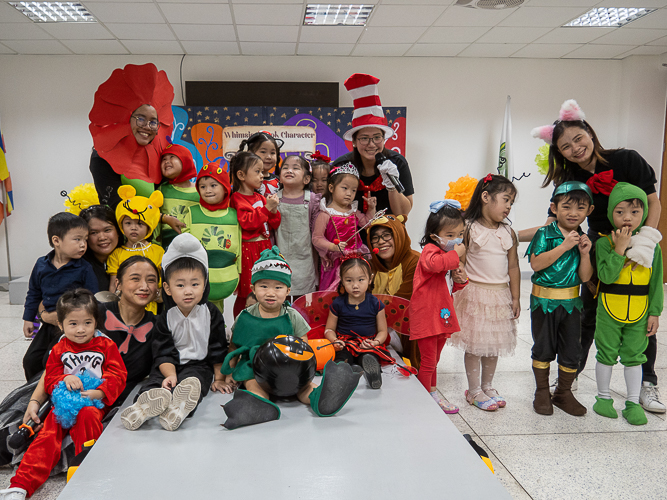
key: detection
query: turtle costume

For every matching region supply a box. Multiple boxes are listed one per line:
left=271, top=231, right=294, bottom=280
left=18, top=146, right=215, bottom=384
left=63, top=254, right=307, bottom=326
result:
left=183, top=162, right=241, bottom=313
left=221, top=247, right=363, bottom=429
left=593, top=182, right=663, bottom=425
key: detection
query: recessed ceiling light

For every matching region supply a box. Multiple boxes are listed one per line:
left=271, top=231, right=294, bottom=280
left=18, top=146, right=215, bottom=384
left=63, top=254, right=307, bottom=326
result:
left=304, top=4, right=374, bottom=26
left=563, top=7, right=655, bottom=28
left=9, top=2, right=96, bottom=23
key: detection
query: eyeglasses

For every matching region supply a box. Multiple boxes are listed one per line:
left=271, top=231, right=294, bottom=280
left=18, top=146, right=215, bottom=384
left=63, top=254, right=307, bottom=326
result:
left=131, top=115, right=160, bottom=131
left=356, top=134, right=384, bottom=146
left=370, top=232, right=392, bottom=245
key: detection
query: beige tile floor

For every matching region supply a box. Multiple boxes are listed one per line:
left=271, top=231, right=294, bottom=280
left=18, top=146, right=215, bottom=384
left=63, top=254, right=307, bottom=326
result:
left=1, top=282, right=666, bottom=499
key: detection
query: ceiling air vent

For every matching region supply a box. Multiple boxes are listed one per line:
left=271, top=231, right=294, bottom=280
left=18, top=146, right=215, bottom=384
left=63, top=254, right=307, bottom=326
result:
left=454, top=0, right=525, bottom=9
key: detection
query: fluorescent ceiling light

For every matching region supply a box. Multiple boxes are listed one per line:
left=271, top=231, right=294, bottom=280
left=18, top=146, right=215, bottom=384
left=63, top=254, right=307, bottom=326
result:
left=304, top=4, right=374, bottom=26
left=563, top=7, right=655, bottom=28
left=9, top=2, right=96, bottom=23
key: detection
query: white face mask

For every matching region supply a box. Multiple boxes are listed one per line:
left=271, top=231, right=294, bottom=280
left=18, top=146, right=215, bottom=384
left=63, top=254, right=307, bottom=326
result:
left=431, top=234, right=462, bottom=252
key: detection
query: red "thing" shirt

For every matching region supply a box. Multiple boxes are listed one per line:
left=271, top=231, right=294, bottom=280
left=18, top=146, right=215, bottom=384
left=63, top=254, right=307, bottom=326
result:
left=230, top=192, right=281, bottom=240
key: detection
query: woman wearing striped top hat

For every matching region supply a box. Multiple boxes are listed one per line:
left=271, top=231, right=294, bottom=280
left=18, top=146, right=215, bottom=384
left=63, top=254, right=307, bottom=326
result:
left=332, top=73, right=414, bottom=217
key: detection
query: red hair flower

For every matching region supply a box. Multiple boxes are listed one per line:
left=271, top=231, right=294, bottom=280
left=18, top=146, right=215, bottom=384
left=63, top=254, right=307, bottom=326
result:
left=89, top=63, right=174, bottom=184
left=311, top=150, right=331, bottom=163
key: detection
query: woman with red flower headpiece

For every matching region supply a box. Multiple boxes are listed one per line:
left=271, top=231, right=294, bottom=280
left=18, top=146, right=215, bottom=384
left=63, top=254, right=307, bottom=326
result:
left=521, top=99, right=662, bottom=414
left=88, top=63, right=181, bottom=226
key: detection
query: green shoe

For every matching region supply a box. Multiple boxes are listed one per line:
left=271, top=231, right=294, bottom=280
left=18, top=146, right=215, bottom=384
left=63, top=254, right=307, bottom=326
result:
left=622, top=401, right=648, bottom=426
left=593, top=396, right=618, bottom=419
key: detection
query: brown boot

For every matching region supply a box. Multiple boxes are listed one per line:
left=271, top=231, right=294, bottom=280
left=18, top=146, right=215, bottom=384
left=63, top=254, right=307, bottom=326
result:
left=552, top=368, right=587, bottom=416
left=532, top=366, right=553, bottom=415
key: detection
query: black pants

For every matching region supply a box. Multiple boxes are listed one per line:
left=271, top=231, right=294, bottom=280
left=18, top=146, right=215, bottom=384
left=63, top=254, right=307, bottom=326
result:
left=136, top=360, right=213, bottom=414
left=22, top=323, right=60, bottom=382
left=531, top=306, right=582, bottom=370
left=578, top=230, right=658, bottom=384
left=335, top=349, right=380, bottom=366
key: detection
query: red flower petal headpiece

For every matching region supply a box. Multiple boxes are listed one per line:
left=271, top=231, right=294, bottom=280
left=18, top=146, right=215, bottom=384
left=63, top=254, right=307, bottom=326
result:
left=89, top=63, right=174, bottom=184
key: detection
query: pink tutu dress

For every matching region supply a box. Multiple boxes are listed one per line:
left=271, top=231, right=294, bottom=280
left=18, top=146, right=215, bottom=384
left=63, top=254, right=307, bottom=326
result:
left=450, top=221, right=517, bottom=357
left=312, top=199, right=369, bottom=291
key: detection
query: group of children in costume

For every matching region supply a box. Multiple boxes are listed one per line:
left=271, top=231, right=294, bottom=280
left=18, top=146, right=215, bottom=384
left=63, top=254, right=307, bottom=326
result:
left=2, top=108, right=664, bottom=499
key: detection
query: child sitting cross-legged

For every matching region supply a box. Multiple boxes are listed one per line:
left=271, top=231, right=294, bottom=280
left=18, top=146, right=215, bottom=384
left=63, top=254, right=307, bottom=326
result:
left=220, top=247, right=363, bottom=429
left=120, top=233, right=230, bottom=432
left=0, top=289, right=126, bottom=500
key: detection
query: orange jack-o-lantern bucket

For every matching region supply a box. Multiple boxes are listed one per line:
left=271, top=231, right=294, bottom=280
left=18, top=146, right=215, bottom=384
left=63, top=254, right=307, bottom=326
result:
left=307, top=339, right=336, bottom=371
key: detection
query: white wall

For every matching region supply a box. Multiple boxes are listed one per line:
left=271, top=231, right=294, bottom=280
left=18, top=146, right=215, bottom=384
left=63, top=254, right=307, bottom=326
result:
left=0, top=54, right=665, bottom=278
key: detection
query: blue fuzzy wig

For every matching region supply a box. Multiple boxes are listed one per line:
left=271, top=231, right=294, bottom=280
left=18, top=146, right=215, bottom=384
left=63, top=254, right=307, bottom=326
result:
left=51, top=371, right=105, bottom=429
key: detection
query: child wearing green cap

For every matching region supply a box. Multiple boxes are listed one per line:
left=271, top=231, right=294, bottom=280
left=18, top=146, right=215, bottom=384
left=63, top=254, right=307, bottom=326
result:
left=593, top=182, right=663, bottom=425
left=220, top=246, right=363, bottom=429
left=527, top=181, right=594, bottom=417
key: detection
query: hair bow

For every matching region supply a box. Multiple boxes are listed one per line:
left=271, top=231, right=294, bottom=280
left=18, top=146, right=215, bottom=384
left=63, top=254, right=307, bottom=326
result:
left=429, top=199, right=461, bottom=213
left=483, top=174, right=493, bottom=184
left=311, top=150, right=331, bottom=163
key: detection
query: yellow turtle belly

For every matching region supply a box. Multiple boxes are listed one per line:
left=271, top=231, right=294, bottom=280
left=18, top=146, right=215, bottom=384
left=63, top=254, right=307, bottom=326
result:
left=600, top=261, right=651, bottom=324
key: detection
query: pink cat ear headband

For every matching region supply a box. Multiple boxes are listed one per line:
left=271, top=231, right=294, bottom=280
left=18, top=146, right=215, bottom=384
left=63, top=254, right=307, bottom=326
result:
left=531, top=99, right=586, bottom=145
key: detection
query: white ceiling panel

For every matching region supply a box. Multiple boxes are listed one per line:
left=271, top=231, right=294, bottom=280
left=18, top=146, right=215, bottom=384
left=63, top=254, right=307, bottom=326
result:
left=596, top=0, right=667, bottom=7
left=233, top=4, right=303, bottom=25
left=419, top=26, right=490, bottom=44
left=563, top=44, right=636, bottom=58
left=106, top=23, right=175, bottom=40
left=477, top=26, right=551, bottom=44
left=0, top=2, right=34, bottom=22
left=237, top=25, right=299, bottom=42
left=620, top=8, right=667, bottom=29
left=368, top=5, right=447, bottom=27
left=352, top=43, right=411, bottom=56
left=39, top=22, right=113, bottom=40
left=159, top=3, right=233, bottom=24
left=0, top=23, right=51, bottom=40
left=158, top=0, right=229, bottom=3
left=171, top=23, right=236, bottom=41
left=458, top=43, right=526, bottom=57
left=405, top=43, right=468, bottom=56
left=297, top=43, right=354, bottom=56
left=240, top=41, right=296, bottom=54
left=84, top=3, right=165, bottom=24
left=360, top=27, right=427, bottom=44
left=534, top=27, right=609, bottom=44
left=182, top=40, right=239, bottom=54
left=2, top=40, right=70, bottom=54
left=499, top=7, right=589, bottom=27
left=62, top=39, right=129, bottom=54
left=380, top=0, right=451, bottom=4
left=230, top=0, right=302, bottom=3
left=434, top=6, right=517, bottom=27
left=122, top=40, right=184, bottom=54
left=616, top=45, right=667, bottom=57
left=510, top=42, right=582, bottom=58
left=525, top=0, right=598, bottom=6
left=0, top=42, right=16, bottom=53
left=648, top=35, right=667, bottom=46
left=299, top=26, right=363, bottom=44
left=591, top=28, right=667, bottom=46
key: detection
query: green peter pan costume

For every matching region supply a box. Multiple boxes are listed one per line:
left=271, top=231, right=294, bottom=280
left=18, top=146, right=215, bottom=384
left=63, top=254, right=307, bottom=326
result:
left=593, top=182, right=663, bottom=425
left=220, top=247, right=363, bottom=429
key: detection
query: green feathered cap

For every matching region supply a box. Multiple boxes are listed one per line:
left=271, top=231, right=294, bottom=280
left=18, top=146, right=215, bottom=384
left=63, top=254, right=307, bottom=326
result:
left=251, top=246, right=292, bottom=287
left=551, top=181, right=593, bottom=204
left=607, top=182, right=648, bottom=232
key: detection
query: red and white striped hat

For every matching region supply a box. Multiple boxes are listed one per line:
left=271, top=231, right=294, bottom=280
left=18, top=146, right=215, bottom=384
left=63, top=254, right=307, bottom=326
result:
left=343, top=73, right=394, bottom=141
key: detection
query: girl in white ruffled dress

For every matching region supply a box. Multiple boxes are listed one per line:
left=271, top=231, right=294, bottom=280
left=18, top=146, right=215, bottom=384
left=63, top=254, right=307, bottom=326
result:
left=451, top=174, right=520, bottom=411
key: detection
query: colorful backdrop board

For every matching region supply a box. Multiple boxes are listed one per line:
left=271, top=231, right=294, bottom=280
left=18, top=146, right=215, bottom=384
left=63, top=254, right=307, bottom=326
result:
left=170, top=105, right=407, bottom=174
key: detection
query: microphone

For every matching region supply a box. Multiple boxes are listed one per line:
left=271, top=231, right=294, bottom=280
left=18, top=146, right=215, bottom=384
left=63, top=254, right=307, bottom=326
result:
left=375, top=153, right=404, bottom=193
left=8, top=400, right=52, bottom=449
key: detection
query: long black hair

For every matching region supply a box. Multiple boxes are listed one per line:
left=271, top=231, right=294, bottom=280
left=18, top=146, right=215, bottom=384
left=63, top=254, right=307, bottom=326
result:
left=465, top=175, right=517, bottom=224
left=238, top=132, right=283, bottom=177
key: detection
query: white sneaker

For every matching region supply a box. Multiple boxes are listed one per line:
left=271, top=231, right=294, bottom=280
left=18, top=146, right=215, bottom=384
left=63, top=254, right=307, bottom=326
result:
left=120, top=388, right=172, bottom=431
left=640, top=382, right=666, bottom=414
left=0, top=487, right=27, bottom=500
left=159, top=377, right=201, bottom=431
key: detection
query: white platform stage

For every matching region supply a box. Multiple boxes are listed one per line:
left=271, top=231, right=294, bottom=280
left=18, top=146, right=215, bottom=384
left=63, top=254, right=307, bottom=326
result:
left=57, top=366, right=512, bottom=499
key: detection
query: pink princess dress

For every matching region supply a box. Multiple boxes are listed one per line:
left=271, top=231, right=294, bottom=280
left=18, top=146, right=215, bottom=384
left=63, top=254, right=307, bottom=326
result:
left=312, top=199, right=370, bottom=291
left=450, top=221, right=517, bottom=357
